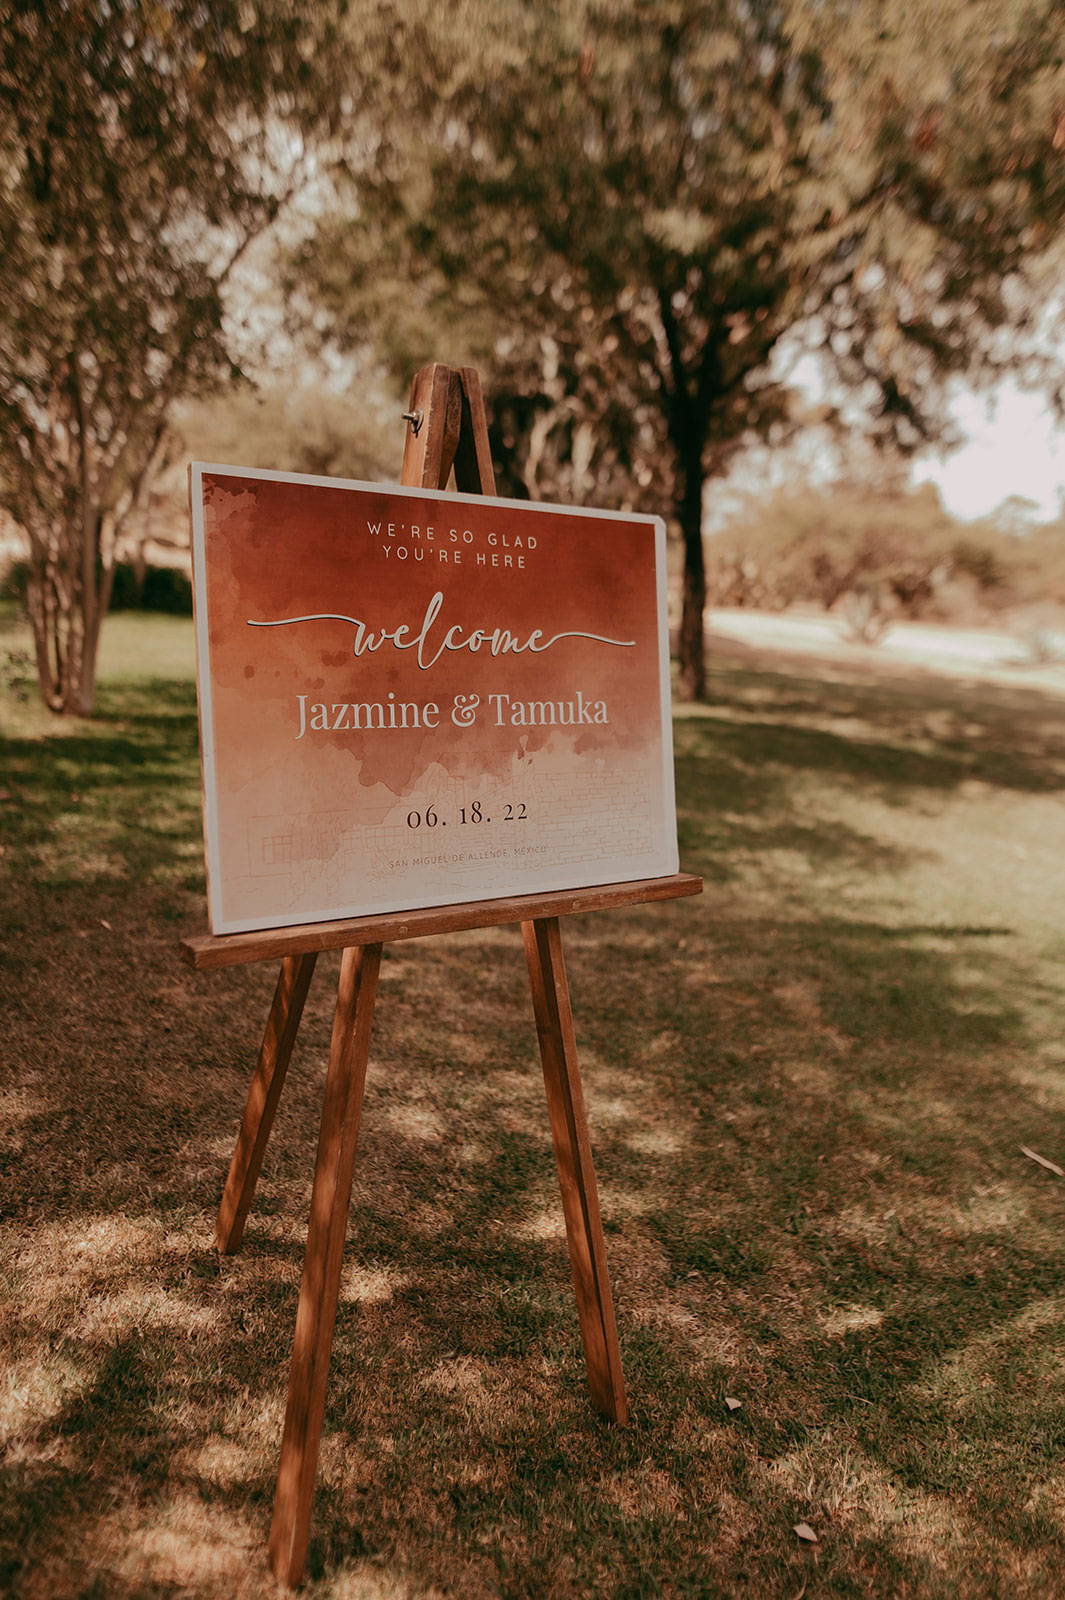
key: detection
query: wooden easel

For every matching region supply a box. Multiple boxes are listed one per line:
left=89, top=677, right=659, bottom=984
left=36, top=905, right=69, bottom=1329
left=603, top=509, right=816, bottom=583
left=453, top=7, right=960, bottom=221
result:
left=181, top=364, right=702, bottom=1588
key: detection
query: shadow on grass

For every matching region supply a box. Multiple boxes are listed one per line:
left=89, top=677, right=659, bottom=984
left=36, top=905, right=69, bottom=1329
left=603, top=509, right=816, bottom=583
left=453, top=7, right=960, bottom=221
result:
left=701, top=657, right=1065, bottom=792
left=2, top=655, right=1064, bottom=1596
left=1, top=680, right=202, bottom=899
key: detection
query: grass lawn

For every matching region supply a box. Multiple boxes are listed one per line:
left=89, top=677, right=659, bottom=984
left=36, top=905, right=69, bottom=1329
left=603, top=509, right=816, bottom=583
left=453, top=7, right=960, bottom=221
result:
left=1, top=611, right=1064, bottom=1598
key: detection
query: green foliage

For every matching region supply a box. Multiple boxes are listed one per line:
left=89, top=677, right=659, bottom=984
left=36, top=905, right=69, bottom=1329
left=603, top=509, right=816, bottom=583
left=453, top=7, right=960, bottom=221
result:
left=1, top=559, right=192, bottom=616
left=299, top=0, right=1065, bottom=698
left=0, top=644, right=34, bottom=701
left=710, top=477, right=1065, bottom=639
left=173, top=381, right=401, bottom=485
left=0, top=557, right=26, bottom=603
left=995, top=516, right=1065, bottom=607
left=0, top=0, right=351, bottom=714
left=108, top=564, right=193, bottom=617
left=711, top=478, right=960, bottom=624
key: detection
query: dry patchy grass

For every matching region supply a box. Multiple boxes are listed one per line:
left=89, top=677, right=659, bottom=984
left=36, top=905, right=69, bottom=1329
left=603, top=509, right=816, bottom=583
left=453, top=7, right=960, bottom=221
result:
left=2, top=617, right=1064, bottom=1598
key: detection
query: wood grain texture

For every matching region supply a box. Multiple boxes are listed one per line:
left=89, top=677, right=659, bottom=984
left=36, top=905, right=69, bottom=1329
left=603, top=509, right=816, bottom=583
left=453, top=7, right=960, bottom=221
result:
left=400, top=363, right=463, bottom=490
left=182, top=873, right=703, bottom=970
left=523, top=916, right=628, bottom=1423
left=453, top=366, right=497, bottom=494
left=215, top=952, right=317, bottom=1255
left=268, top=942, right=383, bottom=1589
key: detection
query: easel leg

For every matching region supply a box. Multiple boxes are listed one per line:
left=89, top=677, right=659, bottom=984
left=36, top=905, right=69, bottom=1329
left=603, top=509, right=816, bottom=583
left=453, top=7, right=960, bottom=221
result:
left=268, top=942, right=383, bottom=1589
left=523, top=917, right=629, bottom=1425
left=216, top=952, right=318, bottom=1254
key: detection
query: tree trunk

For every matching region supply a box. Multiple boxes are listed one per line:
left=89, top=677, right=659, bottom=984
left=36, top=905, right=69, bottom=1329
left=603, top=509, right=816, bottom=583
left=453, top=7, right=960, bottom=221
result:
left=77, top=510, right=115, bottom=715
left=675, top=451, right=707, bottom=702
left=22, top=417, right=172, bottom=717
left=24, top=510, right=107, bottom=716
left=77, top=491, right=97, bottom=713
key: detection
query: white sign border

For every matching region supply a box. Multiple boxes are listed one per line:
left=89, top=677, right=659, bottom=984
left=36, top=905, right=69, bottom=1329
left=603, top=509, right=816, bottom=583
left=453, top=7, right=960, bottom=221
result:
left=189, top=461, right=679, bottom=934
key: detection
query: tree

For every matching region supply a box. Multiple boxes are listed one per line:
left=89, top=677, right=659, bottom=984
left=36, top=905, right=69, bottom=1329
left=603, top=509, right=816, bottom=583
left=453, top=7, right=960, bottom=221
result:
left=299, top=0, right=1065, bottom=699
left=105, top=377, right=404, bottom=590
left=0, top=1, right=350, bottom=714
left=709, top=474, right=963, bottom=636
left=175, top=379, right=402, bottom=485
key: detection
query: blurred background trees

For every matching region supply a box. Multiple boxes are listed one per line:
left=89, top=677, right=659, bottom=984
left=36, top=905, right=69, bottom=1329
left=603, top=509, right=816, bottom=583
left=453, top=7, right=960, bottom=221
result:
left=298, top=0, right=1065, bottom=698
left=709, top=476, right=960, bottom=640
left=0, top=0, right=351, bottom=712
left=3, top=0, right=1065, bottom=711
left=708, top=470, right=1065, bottom=647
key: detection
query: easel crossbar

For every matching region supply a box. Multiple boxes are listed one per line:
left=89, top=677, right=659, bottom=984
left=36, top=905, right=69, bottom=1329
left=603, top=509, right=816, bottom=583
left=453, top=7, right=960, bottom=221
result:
left=182, top=872, right=702, bottom=970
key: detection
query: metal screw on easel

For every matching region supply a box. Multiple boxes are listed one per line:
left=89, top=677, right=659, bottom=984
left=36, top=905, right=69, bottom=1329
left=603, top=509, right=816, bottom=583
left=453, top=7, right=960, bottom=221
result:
left=402, top=409, right=423, bottom=436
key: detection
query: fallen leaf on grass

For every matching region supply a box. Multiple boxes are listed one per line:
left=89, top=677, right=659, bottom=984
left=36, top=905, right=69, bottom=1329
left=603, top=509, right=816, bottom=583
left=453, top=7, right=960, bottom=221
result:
left=793, top=1523, right=819, bottom=1543
left=1020, top=1146, right=1064, bottom=1178
left=724, top=1397, right=742, bottom=1412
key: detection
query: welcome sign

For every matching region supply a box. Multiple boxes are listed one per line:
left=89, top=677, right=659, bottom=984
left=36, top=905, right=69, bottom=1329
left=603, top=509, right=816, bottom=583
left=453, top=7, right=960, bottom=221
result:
left=189, top=464, right=678, bottom=934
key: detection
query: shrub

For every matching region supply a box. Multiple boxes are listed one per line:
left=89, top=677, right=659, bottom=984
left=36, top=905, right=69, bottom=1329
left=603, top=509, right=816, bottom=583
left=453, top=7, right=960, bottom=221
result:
left=1, top=558, right=192, bottom=615
left=109, top=563, right=193, bottom=615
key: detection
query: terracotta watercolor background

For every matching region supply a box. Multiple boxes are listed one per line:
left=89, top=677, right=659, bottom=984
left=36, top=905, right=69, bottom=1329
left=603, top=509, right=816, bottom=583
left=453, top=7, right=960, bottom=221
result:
left=194, top=470, right=677, bottom=932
